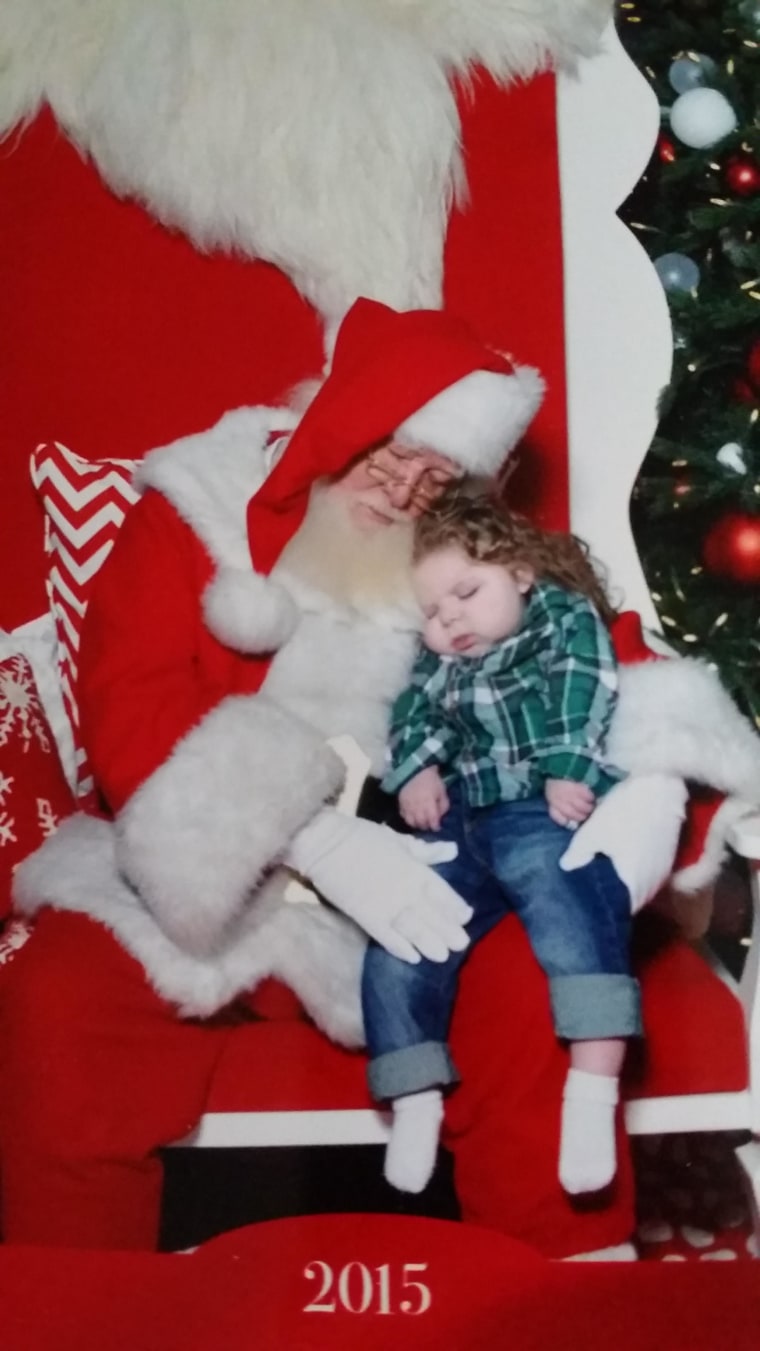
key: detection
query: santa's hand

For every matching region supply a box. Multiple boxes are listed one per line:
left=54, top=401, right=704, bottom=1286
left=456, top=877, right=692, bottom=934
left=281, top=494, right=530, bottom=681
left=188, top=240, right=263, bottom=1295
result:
left=559, top=774, right=689, bottom=913
left=284, top=808, right=470, bottom=963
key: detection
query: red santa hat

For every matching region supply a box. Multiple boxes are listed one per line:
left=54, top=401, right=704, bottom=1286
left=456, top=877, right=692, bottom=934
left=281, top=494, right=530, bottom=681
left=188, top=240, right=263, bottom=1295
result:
left=247, top=298, right=544, bottom=573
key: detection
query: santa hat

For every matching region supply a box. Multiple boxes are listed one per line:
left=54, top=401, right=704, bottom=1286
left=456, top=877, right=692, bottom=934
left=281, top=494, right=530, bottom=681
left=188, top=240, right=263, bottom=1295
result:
left=247, top=298, right=544, bottom=573
left=204, top=298, right=543, bottom=653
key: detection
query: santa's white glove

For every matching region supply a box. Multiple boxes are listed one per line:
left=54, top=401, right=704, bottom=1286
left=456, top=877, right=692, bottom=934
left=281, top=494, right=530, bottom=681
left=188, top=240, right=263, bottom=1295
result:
left=284, top=808, right=472, bottom=963
left=559, top=774, right=688, bottom=913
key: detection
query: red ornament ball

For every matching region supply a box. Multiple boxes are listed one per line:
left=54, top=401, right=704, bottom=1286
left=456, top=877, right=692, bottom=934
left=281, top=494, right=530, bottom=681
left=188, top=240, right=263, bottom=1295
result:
left=724, top=153, right=760, bottom=197
left=747, top=338, right=760, bottom=393
left=732, top=376, right=758, bottom=405
left=657, top=135, right=677, bottom=164
left=702, top=512, right=760, bottom=585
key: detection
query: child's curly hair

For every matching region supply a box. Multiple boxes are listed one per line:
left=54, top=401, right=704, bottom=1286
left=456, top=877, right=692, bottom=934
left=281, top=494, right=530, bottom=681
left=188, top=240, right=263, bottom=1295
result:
left=414, top=479, right=617, bottom=626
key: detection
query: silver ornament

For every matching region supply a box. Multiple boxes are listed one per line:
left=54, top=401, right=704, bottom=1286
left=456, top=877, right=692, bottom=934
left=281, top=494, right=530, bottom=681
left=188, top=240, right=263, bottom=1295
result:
left=738, top=0, right=760, bottom=32
left=653, top=252, right=701, bottom=292
left=668, top=55, right=715, bottom=95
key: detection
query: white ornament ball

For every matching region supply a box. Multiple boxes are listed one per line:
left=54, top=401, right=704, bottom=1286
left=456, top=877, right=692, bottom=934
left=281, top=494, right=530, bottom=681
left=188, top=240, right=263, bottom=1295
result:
left=670, top=88, right=738, bottom=149
left=716, top=442, right=747, bottom=475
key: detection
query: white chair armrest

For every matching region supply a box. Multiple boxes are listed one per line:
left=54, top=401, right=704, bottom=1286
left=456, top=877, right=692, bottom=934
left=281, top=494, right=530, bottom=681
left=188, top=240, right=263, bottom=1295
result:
left=728, top=814, right=760, bottom=861
left=727, top=813, right=760, bottom=1132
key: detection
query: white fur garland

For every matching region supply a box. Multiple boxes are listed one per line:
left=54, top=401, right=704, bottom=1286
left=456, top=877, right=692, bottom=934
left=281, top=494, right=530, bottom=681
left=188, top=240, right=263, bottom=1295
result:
left=0, top=0, right=613, bottom=325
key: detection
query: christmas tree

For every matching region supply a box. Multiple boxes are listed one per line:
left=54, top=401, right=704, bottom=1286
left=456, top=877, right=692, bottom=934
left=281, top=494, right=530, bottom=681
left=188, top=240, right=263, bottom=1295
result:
left=616, top=0, right=760, bottom=725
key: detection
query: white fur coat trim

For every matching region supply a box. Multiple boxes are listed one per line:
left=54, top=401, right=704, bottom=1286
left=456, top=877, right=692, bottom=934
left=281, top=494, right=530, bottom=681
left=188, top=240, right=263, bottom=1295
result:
left=607, top=657, right=760, bottom=893
left=115, top=693, right=345, bottom=958
left=138, top=404, right=300, bottom=650
left=608, top=658, right=760, bottom=804
left=13, top=814, right=366, bottom=1041
left=0, top=0, right=613, bottom=326
left=137, top=405, right=298, bottom=571
left=398, top=366, right=546, bottom=472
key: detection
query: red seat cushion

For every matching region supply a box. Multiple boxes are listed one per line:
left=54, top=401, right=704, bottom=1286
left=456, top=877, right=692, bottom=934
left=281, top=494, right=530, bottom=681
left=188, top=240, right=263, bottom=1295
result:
left=206, top=1019, right=372, bottom=1114
left=625, top=914, right=748, bottom=1099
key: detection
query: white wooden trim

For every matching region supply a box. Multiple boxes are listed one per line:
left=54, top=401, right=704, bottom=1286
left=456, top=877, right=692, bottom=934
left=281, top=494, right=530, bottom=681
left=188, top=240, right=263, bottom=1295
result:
left=729, top=815, right=760, bottom=858
left=735, top=1140, right=760, bottom=1254
left=173, top=1108, right=391, bottom=1149
left=738, top=857, right=760, bottom=1132
left=184, top=1094, right=754, bottom=1148
left=624, top=1090, right=752, bottom=1135
left=557, top=20, right=671, bottom=626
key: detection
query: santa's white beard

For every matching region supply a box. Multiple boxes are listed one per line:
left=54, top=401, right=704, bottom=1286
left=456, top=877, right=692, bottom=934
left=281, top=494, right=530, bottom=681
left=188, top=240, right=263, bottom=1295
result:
left=274, top=485, right=417, bottom=615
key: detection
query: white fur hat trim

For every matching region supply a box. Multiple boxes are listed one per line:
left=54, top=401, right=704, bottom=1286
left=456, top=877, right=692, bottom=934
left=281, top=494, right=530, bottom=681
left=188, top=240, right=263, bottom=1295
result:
left=397, top=365, right=545, bottom=473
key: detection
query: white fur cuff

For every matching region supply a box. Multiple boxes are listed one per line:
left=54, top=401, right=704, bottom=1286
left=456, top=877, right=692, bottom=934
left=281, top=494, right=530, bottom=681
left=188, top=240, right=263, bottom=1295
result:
left=203, top=567, right=299, bottom=653
left=115, top=694, right=345, bottom=958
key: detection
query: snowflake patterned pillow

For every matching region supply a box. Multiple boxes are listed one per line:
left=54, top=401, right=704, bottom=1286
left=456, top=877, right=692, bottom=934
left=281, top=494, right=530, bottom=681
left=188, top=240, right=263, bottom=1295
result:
left=30, top=441, right=141, bottom=800
left=0, top=652, right=75, bottom=920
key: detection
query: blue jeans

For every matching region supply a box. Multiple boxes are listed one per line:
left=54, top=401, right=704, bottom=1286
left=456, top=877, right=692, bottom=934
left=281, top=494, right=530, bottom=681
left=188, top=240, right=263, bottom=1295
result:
left=362, top=790, right=641, bottom=1101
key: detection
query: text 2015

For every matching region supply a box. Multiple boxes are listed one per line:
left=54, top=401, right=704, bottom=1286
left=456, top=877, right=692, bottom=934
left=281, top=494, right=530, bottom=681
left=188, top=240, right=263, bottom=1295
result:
left=303, top=1261, right=431, bottom=1315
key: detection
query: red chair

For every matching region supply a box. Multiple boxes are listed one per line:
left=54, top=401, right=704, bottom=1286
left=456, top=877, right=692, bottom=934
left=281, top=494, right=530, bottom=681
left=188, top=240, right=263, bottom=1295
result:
left=171, top=29, right=760, bottom=1245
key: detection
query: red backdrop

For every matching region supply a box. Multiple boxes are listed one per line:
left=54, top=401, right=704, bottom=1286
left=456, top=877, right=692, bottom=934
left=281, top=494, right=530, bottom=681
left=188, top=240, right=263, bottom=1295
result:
left=0, top=72, right=566, bottom=629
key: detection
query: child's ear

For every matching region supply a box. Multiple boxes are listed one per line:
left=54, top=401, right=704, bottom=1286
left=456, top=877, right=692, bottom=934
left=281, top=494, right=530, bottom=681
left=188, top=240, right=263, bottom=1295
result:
left=514, top=565, right=535, bottom=595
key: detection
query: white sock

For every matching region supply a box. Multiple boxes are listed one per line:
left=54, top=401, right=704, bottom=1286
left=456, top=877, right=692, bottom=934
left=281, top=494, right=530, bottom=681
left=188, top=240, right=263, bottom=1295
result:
left=384, top=1089, right=444, bottom=1194
left=559, top=1068, right=619, bottom=1195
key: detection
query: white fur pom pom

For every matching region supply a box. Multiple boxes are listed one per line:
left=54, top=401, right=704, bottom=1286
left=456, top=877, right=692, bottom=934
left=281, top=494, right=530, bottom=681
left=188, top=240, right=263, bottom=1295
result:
left=202, top=567, right=298, bottom=654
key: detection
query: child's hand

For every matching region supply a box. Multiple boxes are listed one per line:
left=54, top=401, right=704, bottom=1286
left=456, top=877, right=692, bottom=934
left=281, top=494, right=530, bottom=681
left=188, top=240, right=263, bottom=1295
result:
left=399, top=767, right=450, bottom=832
left=544, top=778, right=595, bottom=828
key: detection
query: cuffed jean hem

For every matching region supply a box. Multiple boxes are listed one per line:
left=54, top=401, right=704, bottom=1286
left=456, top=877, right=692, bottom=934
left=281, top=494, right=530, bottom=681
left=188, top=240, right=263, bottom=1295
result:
left=367, top=1041, right=460, bottom=1102
left=549, top=974, right=642, bottom=1041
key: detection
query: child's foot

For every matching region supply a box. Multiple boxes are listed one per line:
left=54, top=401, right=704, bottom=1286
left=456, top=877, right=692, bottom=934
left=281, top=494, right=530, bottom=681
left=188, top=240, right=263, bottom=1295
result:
left=384, top=1089, right=444, bottom=1193
left=559, top=1068, right=619, bottom=1194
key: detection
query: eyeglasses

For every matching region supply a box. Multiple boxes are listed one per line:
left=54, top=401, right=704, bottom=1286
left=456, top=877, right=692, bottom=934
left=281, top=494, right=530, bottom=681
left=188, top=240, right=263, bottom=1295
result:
left=366, top=444, right=459, bottom=507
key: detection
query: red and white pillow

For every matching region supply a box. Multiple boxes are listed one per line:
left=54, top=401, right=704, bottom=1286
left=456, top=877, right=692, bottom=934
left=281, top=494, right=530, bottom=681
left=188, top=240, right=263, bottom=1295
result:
left=30, top=442, right=141, bottom=799
left=0, top=649, right=75, bottom=928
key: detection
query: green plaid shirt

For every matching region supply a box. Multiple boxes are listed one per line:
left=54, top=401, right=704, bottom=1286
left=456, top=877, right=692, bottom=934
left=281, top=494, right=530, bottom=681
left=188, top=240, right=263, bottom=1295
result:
left=383, top=582, right=622, bottom=807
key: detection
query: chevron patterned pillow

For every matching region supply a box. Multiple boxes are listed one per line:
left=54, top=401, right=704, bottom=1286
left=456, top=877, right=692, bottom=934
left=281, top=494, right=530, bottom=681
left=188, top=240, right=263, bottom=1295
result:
left=30, top=442, right=141, bottom=801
